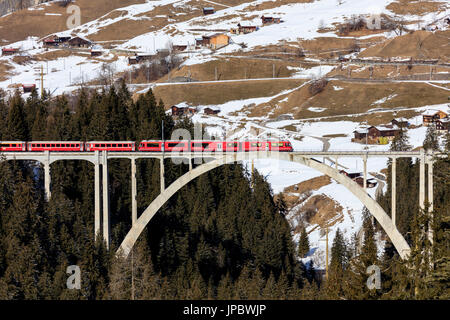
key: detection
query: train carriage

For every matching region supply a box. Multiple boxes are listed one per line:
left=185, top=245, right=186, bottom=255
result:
left=164, top=140, right=189, bottom=152
left=138, top=140, right=163, bottom=152
left=267, top=141, right=293, bottom=152
left=28, top=141, right=84, bottom=152
left=86, top=141, right=135, bottom=152
left=0, top=141, right=27, bottom=152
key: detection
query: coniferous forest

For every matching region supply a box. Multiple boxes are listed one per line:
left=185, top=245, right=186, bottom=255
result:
left=0, top=83, right=448, bottom=300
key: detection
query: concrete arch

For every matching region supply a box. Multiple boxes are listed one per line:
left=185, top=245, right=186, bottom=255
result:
left=117, top=152, right=411, bottom=259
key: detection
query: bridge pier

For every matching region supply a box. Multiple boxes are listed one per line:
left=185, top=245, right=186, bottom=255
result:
left=102, top=151, right=110, bottom=249
left=392, top=157, right=396, bottom=226
left=131, top=158, right=137, bottom=225
left=363, top=155, right=367, bottom=190
left=160, top=158, right=165, bottom=193
left=419, top=150, right=425, bottom=210
left=427, top=157, right=434, bottom=244
left=44, top=160, right=51, bottom=201
left=94, top=154, right=101, bottom=238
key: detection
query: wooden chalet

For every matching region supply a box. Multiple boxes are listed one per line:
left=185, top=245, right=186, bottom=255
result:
left=353, top=126, right=369, bottom=140
left=173, top=45, right=187, bottom=52
left=436, top=118, right=450, bottom=132
left=2, top=48, right=18, bottom=55
left=204, top=107, right=220, bottom=115
left=22, top=84, right=36, bottom=93
left=339, top=170, right=362, bottom=180
left=128, top=56, right=139, bottom=65
left=68, top=36, right=92, bottom=48
left=368, top=125, right=400, bottom=141
left=422, top=109, right=448, bottom=126
left=203, top=7, right=215, bottom=15
left=232, top=23, right=258, bottom=34
left=391, top=118, right=409, bottom=128
left=90, top=45, right=103, bottom=57
left=43, top=35, right=59, bottom=47
left=136, top=53, right=155, bottom=61
left=43, top=34, right=72, bottom=47
left=199, top=34, right=230, bottom=50
left=261, top=15, right=281, bottom=25
left=171, top=105, right=197, bottom=117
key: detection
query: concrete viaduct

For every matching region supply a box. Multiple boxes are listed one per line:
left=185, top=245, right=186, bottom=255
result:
left=1, top=149, right=437, bottom=260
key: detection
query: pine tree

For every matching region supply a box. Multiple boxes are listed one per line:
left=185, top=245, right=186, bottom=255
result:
left=6, top=92, right=29, bottom=140
left=423, top=124, right=440, bottom=151
left=298, top=225, right=310, bottom=258
left=390, top=128, right=411, bottom=151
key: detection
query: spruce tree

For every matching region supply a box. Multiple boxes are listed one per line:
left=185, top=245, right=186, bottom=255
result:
left=423, top=124, right=440, bottom=151
left=298, top=225, right=310, bottom=258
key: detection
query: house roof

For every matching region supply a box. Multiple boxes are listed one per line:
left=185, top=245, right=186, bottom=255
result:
left=91, top=45, right=103, bottom=51
left=203, top=7, right=214, bottom=10
left=369, top=125, right=400, bottom=132
left=422, top=109, right=446, bottom=116
left=69, top=35, right=91, bottom=43
left=392, top=117, right=408, bottom=122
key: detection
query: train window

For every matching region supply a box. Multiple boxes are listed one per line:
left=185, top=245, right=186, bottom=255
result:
left=251, top=143, right=262, bottom=147
left=168, top=142, right=184, bottom=148
left=203, top=143, right=211, bottom=149
left=101, top=144, right=105, bottom=148
left=227, top=143, right=238, bottom=147
left=112, top=144, right=117, bottom=148
left=271, top=143, right=283, bottom=147
left=192, top=143, right=202, bottom=148
left=147, top=143, right=159, bottom=148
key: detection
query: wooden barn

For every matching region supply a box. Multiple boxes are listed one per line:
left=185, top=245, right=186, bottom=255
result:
left=368, top=125, right=400, bottom=141
left=436, top=118, right=450, bottom=132
left=203, top=7, right=215, bottom=15
left=22, top=84, right=36, bottom=93
left=201, top=34, right=230, bottom=49
left=353, top=126, right=369, bottom=140
left=128, top=56, right=139, bottom=65
left=68, top=36, right=92, bottom=48
left=232, top=23, right=259, bottom=34
left=204, top=107, right=220, bottom=115
left=391, top=118, right=409, bottom=128
left=2, top=48, right=18, bottom=55
left=173, top=45, right=187, bottom=52
left=261, top=15, right=281, bottom=25
left=171, top=105, right=197, bottom=117
left=90, top=45, right=103, bottom=57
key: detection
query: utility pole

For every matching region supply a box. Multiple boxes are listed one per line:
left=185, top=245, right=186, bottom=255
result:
left=272, top=63, right=275, bottom=78
left=131, top=247, right=135, bottom=300
left=319, top=226, right=329, bottom=281
left=250, top=159, right=255, bottom=188
left=325, top=225, right=329, bottom=281
left=40, top=65, right=44, bottom=97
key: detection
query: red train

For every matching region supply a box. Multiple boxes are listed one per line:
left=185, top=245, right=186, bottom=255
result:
left=0, top=140, right=293, bottom=152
